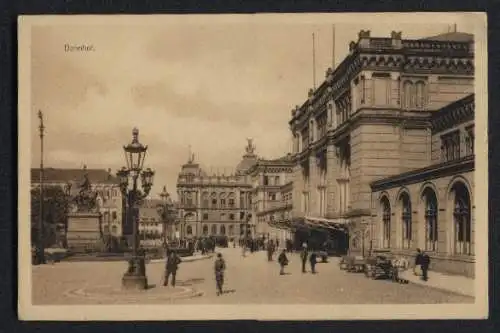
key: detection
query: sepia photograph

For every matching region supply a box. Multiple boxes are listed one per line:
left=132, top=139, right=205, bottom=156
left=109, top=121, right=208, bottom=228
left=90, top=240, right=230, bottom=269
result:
left=18, top=13, right=488, bottom=320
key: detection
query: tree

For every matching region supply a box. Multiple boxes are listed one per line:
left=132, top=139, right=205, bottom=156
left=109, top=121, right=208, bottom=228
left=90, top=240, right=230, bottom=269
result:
left=31, top=186, right=69, bottom=247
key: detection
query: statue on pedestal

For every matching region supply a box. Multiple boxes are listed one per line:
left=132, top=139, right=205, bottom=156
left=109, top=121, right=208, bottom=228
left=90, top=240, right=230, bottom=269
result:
left=72, top=173, right=99, bottom=213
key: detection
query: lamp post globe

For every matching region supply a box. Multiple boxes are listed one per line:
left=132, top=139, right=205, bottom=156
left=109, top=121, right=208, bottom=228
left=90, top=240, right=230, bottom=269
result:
left=119, top=128, right=155, bottom=291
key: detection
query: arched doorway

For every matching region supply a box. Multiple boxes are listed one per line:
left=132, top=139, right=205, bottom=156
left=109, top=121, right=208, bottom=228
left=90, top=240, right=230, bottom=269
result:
left=220, top=225, right=226, bottom=235
left=186, top=225, right=193, bottom=236
left=422, top=187, right=438, bottom=252
left=381, top=196, right=391, bottom=248
left=399, top=192, right=412, bottom=249
left=202, top=225, right=208, bottom=235
left=211, top=224, right=217, bottom=235
left=451, top=182, right=471, bottom=255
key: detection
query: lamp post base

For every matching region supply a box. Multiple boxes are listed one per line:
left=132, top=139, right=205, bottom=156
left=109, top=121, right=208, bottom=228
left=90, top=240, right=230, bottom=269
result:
left=122, top=256, right=148, bottom=290
left=122, top=274, right=148, bottom=290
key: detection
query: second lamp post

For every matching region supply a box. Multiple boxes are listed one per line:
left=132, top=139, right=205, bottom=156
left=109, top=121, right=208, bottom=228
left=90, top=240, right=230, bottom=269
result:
left=117, top=127, right=155, bottom=290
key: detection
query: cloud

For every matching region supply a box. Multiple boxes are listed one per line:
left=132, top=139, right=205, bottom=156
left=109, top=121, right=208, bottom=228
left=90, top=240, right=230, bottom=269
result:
left=29, top=19, right=460, bottom=198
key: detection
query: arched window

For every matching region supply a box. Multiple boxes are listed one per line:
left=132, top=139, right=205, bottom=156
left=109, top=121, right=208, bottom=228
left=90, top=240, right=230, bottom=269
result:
left=381, top=196, right=391, bottom=248
left=202, top=225, right=208, bottom=235
left=228, top=192, right=235, bottom=208
left=401, top=193, right=412, bottom=249
left=229, top=225, right=234, bottom=236
left=211, top=192, right=217, bottom=208
left=403, top=80, right=413, bottom=109
left=187, top=225, right=193, bottom=235
left=220, top=193, right=226, bottom=208
left=202, top=192, right=209, bottom=209
left=423, top=188, right=438, bottom=252
left=415, top=81, right=426, bottom=109
left=211, top=224, right=217, bottom=235
left=452, top=182, right=472, bottom=255
left=220, top=225, right=226, bottom=235
left=186, top=192, right=193, bottom=207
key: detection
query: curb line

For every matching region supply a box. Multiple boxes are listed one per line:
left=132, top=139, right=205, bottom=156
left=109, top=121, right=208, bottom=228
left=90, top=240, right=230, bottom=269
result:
left=399, top=273, right=475, bottom=298
left=150, top=255, right=213, bottom=264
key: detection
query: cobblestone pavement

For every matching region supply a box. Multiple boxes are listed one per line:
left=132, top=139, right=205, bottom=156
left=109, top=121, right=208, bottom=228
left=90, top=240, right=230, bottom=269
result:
left=32, top=247, right=474, bottom=304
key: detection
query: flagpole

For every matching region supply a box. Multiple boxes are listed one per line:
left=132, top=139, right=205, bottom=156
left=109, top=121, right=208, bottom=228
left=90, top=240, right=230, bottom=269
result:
left=332, top=25, right=336, bottom=69
left=312, top=32, right=317, bottom=90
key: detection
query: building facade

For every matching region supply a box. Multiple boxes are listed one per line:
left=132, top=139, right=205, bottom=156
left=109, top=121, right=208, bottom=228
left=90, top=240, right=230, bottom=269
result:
left=138, top=198, right=164, bottom=247
left=246, top=156, right=294, bottom=244
left=281, top=30, right=475, bottom=275
left=31, top=166, right=123, bottom=237
left=370, top=94, right=475, bottom=277
left=175, top=140, right=256, bottom=240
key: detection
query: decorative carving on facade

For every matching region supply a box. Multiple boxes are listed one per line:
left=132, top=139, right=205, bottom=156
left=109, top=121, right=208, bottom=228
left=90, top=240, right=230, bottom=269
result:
left=432, top=95, right=474, bottom=133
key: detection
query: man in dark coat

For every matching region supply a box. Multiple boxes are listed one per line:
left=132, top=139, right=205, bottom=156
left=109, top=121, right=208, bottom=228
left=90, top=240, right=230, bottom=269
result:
left=421, top=251, right=431, bottom=281
left=309, top=252, right=317, bottom=274
left=415, top=248, right=423, bottom=277
left=300, top=243, right=309, bottom=273
left=164, top=251, right=181, bottom=287
left=267, top=240, right=275, bottom=261
left=214, top=253, right=226, bottom=296
left=278, top=249, right=289, bottom=275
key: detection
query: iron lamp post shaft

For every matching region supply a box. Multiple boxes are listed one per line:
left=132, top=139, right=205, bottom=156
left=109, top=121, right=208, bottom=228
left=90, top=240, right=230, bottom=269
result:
left=38, top=110, right=45, bottom=265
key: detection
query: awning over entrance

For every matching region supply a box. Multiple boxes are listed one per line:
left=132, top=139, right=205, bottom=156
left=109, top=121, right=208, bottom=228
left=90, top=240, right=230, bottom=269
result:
left=302, top=216, right=349, bottom=231
left=269, top=216, right=349, bottom=232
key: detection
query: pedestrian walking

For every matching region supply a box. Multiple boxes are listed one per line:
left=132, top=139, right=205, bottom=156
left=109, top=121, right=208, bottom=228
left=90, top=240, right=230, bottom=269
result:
left=214, top=253, right=226, bottom=296
left=421, top=251, right=431, bottom=281
left=300, top=243, right=309, bottom=273
left=309, top=252, right=317, bottom=274
left=164, top=251, right=181, bottom=287
left=278, top=249, right=289, bottom=275
left=267, top=240, right=274, bottom=261
left=414, top=248, right=423, bottom=276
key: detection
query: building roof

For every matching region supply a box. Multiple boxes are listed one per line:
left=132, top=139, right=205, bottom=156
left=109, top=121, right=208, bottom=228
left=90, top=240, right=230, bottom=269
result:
left=31, top=167, right=119, bottom=185
left=422, top=32, right=474, bottom=42
left=138, top=206, right=161, bottom=221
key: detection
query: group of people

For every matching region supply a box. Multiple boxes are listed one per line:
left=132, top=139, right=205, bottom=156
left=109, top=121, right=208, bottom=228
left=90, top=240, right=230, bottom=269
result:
left=275, top=243, right=318, bottom=275
left=162, top=248, right=227, bottom=296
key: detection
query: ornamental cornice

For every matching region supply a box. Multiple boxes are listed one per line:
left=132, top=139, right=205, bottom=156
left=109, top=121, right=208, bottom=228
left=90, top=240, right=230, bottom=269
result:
left=371, top=155, right=474, bottom=192
left=432, top=95, right=475, bottom=133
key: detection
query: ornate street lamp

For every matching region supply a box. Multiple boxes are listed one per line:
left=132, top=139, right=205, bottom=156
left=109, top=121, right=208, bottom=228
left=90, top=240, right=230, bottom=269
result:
left=118, top=128, right=155, bottom=290
left=36, top=110, right=46, bottom=265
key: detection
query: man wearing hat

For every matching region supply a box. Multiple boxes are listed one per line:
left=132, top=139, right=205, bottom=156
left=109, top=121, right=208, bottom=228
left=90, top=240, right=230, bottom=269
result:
left=300, top=243, right=309, bottom=273
left=214, top=253, right=226, bottom=296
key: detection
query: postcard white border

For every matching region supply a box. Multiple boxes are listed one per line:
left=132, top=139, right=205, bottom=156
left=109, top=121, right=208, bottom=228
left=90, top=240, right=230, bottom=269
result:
left=18, top=12, right=488, bottom=321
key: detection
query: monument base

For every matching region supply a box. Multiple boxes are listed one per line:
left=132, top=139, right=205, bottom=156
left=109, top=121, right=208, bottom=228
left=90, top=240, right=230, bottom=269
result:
left=122, top=274, right=148, bottom=290
left=67, top=212, right=102, bottom=252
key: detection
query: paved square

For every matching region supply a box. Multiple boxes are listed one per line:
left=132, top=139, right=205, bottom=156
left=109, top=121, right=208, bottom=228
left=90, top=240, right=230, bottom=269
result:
left=32, top=248, right=474, bottom=304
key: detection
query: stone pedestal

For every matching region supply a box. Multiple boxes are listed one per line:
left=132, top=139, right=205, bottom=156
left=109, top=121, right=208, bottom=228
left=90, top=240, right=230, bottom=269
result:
left=122, top=256, right=148, bottom=290
left=67, top=212, right=102, bottom=252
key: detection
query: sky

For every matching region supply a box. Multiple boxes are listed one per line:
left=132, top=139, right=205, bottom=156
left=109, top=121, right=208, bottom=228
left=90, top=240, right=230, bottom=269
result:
left=28, top=14, right=478, bottom=199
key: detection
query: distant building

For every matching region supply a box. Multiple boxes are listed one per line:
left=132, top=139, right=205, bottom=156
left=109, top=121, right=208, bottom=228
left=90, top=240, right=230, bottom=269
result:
left=31, top=166, right=123, bottom=237
left=246, top=155, right=294, bottom=243
left=137, top=199, right=164, bottom=246
left=175, top=141, right=256, bottom=240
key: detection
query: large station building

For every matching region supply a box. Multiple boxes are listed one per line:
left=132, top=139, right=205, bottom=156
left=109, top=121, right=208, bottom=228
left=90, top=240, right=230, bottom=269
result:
left=174, top=29, right=476, bottom=277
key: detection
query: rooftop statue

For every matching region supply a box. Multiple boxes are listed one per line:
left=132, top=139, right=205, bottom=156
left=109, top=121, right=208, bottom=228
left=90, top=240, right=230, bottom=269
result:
left=245, top=138, right=256, bottom=155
